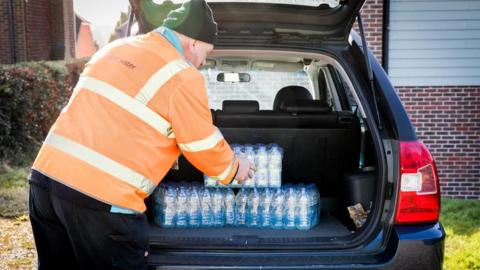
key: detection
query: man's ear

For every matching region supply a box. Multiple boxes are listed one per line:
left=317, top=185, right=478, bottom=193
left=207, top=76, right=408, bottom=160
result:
left=187, top=38, right=196, bottom=53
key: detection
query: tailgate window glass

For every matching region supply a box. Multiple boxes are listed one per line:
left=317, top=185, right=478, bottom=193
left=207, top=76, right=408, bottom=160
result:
left=201, top=69, right=313, bottom=110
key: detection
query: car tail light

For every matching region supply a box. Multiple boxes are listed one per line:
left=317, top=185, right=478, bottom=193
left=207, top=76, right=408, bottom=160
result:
left=394, top=141, right=440, bottom=224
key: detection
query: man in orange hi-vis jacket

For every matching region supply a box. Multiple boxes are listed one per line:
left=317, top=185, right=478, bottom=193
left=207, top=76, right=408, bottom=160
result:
left=28, top=1, right=255, bottom=269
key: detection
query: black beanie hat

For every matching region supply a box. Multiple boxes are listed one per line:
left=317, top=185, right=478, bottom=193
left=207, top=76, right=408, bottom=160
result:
left=162, top=0, right=218, bottom=45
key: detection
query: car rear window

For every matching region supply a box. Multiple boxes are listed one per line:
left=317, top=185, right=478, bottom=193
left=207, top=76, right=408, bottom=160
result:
left=200, top=69, right=314, bottom=110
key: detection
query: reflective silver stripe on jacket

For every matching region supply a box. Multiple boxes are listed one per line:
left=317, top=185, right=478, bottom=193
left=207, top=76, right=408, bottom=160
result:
left=44, top=132, right=157, bottom=195
left=209, top=157, right=237, bottom=181
left=177, top=128, right=224, bottom=152
left=75, top=76, right=174, bottom=138
left=135, top=59, right=191, bottom=105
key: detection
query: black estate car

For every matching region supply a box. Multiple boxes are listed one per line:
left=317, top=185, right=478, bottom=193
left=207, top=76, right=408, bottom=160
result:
left=130, top=0, right=445, bottom=269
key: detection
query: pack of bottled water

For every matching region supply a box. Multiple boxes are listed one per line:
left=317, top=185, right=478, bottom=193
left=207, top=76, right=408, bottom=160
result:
left=153, top=182, right=320, bottom=230
left=204, top=143, right=284, bottom=188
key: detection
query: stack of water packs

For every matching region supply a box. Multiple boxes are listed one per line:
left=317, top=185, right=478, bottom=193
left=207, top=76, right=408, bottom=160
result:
left=204, top=143, right=283, bottom=188
left=153, top=182, right=320, bottom=230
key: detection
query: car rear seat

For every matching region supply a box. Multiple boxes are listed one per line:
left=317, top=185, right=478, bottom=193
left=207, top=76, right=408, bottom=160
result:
left=216, top=100, right=350, bottom=129
left=273, top=85, right=314, bottom=111
left=215, top=98, right=360, bottom=200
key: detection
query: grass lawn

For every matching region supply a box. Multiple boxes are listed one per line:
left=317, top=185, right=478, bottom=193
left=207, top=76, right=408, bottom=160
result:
left=441, top=198, right=480, bottom=270
left=0, top=167, right=479, bottom=269
left=0, top=167, right=29, bottom=218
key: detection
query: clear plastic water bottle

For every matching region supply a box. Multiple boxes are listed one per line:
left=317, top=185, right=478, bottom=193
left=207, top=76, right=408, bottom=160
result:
left=283, top=187, right=297, bottom=229
left=246, top=188, right=260, bottom=228
left=200, top=188, right=213, bottom=227
left=296, top=187, right=311, bottom=230
left=259, top=188, right=273, bottom=228
left=256, top=169, right=269, bottom=188
left=244, top=144, right=254, bottom=156
left=204, top=175, right=217, bottom=188
left=153, top=183, right=166, bottom=203
left=152, top=185, right=166, bottom=226
left=179, top=181, right=190, bottom=189
left=268, top=144, right=283, bottom=187
left=170, top=182, right=179, bottom=193
left=225, top=188, right=236, bottom=226
left=255, top=144, right=269, bottom=187
left=244, top=145, right=256, bottom=188
left=187, top=185, right=201, bottom=228
left=212, top=188, right=225, bottom=227
left=270, top=188, right=284, bottom=229
left=161, top=186, right=177, bottom=228
left=175, top=186, right=188, bottom=228
left=235, top=188, right=248, bottom=226
left=307, top=183, right=320, bottom=226
left=232, top=143, right=243, bottom=155
left=189, top=181, right=202, bottom=193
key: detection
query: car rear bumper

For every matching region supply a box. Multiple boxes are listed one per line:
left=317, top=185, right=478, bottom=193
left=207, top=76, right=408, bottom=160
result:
left=148, top=222, right=445, bottom=270
left=383, top=222, right=445, bottom=269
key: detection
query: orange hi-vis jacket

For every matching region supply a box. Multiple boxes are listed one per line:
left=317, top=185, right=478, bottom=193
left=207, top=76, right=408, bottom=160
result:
left=32, top=32, right=239, bottom=213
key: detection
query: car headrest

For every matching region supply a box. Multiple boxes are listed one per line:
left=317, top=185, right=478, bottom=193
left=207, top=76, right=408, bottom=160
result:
left=280, top=100, right=332, bottom=114
left=222, top=100, right=260, bottom=113
left=273, top=85, right=313, bottom=111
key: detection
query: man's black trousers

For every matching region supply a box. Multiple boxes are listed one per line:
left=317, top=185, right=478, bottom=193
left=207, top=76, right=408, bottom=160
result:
left=28, top=170, right=150, bottom=270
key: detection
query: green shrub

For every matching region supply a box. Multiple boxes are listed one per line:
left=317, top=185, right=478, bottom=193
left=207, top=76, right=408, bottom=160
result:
left=0, top=60, right=85, bottom=166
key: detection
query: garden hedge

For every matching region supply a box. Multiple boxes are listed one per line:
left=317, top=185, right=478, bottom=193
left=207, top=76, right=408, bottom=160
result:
left=0, top=60, right=86, bottom=166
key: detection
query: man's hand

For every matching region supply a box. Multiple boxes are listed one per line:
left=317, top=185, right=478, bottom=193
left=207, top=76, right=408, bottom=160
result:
left=234, top=155, right=256, bottom=184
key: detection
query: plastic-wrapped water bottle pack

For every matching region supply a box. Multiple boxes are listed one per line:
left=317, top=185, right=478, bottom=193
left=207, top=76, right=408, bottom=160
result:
left=204, top=143, right=284, bottom=188
left=153, top=182, right=320, bottom=230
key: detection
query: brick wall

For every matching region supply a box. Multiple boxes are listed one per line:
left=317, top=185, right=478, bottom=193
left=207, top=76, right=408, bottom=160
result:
left=50, top=0, right=66, bottom=59
left=0, top=0, right=73, bottom=63
left=0, top=0, right=28, bottom=63
left=354, top=0, right=384, bottom=63
left=0, top=0, right=11, bottom=63
left=397, top=87, right=480, bottom=199
left=13, top=0, right=27, bottom=62
left=25, top=0, right=52, bottom=61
